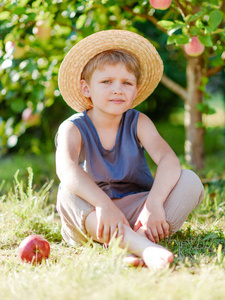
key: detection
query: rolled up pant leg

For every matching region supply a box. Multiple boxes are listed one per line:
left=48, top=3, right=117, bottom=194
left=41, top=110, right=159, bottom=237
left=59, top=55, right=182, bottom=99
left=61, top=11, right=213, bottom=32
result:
left=56, top=184, right=95, bottom=246
left=164, top=169, right=204, bottom=234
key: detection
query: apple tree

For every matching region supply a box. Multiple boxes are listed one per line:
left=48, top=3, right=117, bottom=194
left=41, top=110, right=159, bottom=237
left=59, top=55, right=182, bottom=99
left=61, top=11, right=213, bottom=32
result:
left=0, top=0, right=224, bottom=170
left=120, top=0, right=225, bottom=169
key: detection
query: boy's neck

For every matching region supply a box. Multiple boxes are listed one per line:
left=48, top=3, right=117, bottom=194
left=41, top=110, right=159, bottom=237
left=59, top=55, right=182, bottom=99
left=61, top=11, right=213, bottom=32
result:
left=87, top=108, right=124, bottom=130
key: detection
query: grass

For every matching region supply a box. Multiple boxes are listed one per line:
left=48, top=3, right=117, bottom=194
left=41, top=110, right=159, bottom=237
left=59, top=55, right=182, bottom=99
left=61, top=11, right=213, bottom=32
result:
left=0, top=121, right=225, bottom=299
left=0, top=166, right=225, bottom=299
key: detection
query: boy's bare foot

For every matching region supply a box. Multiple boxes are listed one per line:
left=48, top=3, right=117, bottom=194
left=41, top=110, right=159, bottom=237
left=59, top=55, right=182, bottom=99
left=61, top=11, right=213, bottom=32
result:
left=85, top=212, right=173, bottom=271
left=142, top=244, right=174, bottom=270
left=135, top=226, right=173, bottom=270
left=123, top=254, right=145, bottom=267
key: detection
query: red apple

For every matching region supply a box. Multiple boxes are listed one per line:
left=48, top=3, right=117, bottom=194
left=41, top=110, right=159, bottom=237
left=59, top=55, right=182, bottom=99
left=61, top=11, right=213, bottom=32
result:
left=22, top=107, right=41, bottom=126
left=18, top=235, right=50, bottom=264
left=5, top=41, right=27, bottom=59
left=184, top=37, right=205, bottom=57
left=150, top=0, right=172, bottom=10
left=33, top=21, right=51, bottom=40
left=22, top=107, right=33, bottom=122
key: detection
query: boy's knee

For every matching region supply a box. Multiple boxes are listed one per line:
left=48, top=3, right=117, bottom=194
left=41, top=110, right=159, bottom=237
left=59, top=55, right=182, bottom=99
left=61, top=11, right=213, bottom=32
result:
left=165, top=169, right=204, bottom=234
left=179, top=169, right=204, bottom=205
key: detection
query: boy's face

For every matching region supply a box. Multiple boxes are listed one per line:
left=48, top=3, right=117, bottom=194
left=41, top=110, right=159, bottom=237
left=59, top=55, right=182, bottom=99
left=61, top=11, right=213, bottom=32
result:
left=80, top=63, right=139, bottom=116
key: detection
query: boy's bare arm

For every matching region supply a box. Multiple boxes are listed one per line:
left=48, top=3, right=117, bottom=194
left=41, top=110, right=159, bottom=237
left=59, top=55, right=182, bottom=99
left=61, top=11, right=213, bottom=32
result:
left=135, top=113, right=181, bottom=242
left=56, top=121, right=130, bottom=243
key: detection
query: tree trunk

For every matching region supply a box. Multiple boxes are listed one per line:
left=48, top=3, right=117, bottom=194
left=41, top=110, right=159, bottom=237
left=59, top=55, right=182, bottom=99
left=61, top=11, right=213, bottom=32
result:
left=185, top=57, right=205, bottom=170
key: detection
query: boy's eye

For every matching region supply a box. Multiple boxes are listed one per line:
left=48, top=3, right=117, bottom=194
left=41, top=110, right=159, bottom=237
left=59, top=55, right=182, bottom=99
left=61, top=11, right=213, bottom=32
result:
left=123, top=81, right=132, bottom=85
left=102, top=80, right=111, bottom=84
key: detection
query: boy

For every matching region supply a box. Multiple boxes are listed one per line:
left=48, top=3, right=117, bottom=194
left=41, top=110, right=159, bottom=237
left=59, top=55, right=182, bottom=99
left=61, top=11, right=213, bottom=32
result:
left=56, top=30, right=204, bottom=269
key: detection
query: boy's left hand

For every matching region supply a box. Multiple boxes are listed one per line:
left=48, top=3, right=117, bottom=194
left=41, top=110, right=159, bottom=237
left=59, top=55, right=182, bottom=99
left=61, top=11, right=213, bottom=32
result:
left=133, top=202, right=170, bottom=243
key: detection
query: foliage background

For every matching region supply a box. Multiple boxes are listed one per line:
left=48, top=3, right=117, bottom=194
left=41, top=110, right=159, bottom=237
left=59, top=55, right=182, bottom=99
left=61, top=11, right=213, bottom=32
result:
left=1, top=0, right=224, bottom=157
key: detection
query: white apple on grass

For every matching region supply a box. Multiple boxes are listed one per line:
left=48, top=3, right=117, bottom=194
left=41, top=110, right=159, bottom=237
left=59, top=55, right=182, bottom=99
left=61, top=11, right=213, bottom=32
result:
left=18, top=235, right=50, bottom=264
left=149, top=0, right=172, bottom=10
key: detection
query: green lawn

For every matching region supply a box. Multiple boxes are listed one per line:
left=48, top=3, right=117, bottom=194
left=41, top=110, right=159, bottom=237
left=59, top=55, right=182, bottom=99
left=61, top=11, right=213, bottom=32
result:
left=0, top=122, right=225, bottom=300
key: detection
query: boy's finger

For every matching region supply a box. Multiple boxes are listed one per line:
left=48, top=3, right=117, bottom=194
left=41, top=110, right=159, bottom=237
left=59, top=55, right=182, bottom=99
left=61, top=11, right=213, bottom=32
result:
left=97, top=222, right=103, bottom=240
left=124, top=218, right=131, bottom=228
left=157, top=225, right=164, bottom=241
left=151, top=227, right=159, bottom=244
left=117, top=221, right=124, bottom=239
left=163, top=221, right=170, bottom=238
left=110, top=224, right=117, bottom=239
left=145, top=227, right=155, bottom=243
left=103, top=225, right=110, bottom=244
left=133, top=220, right=141, bottom=231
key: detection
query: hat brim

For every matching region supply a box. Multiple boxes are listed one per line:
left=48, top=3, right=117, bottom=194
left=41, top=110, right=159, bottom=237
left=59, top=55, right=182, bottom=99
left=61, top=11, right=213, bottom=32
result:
left=58, top=30, right=163, bottom=112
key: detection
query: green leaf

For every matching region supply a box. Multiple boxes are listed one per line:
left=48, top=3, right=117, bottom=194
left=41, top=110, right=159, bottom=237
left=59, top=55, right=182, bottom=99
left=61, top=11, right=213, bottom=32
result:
left=167, top=34, right=189, bottom=45
left=208, top=10, right=223, bottom=30
left=13, top=7, right=26, bottom=15
left=175, top=35, right=190, bottom=45
left=198, top=35, right=213, bottom=47
left=76, top=14, right=87, bottom=29
left=185, top=11, right=205, bottom=23
left=210, top=0, right=219, bottom=5
left=196, top=103, right=216, bottom=115
left=201, top=77, right=209, bottom=85
left=204, top=26, right=214, bottom=34
left=190, top=26, right=201, bottom=36
left=167, top=35, right=177, bottom=45
left=10, top=98, right=25, bottom=113
left=157, top=20, right=174, bottom=30
left=196, top=19, right=204, bottom=29
left=26, top=13, right=36, bottom=21
left=0, top=11, right=11, bottom=20
left=211, top=28, right=225, bottom=34
left=168, top=21, right=187, bottom=35
left=211, top=56, right=224, bottom=67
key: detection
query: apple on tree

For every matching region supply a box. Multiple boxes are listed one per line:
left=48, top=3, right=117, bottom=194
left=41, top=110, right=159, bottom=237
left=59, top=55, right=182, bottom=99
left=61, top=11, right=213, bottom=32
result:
left=22, top=107, right=41, bottom=126
left=18, top=235, right=50, bottom=264
left=5, top=41, right=28, bottom=59
left=149, top=0, right=172, bottom=10
left=33, top=20, right=51, bottom=40
left=184, top=37, right=205, bottom=57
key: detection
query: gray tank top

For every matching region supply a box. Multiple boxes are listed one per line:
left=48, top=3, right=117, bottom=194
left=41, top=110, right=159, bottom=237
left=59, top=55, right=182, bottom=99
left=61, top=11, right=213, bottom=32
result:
left=68, top=109, right=154, bottom=199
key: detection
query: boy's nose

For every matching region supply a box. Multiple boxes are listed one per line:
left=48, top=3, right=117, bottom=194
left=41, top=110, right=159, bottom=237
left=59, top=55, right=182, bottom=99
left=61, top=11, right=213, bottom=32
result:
left=112, top=83, right=123, bottom=94
left=113, top=89, right=122, bottom=95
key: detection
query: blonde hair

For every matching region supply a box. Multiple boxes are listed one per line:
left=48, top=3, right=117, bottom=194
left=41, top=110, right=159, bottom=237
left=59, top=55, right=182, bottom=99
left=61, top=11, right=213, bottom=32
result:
left=81, top=49, right=141, bottom=85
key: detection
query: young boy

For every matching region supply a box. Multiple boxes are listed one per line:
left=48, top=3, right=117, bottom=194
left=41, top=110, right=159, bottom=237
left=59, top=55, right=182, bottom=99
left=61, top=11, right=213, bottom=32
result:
left=56, top=30, right=204, bottom=270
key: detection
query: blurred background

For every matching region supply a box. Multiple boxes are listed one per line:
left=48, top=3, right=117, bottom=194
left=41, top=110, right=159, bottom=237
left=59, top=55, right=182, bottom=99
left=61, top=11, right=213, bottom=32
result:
left=0, top=0, right=224, bottom=198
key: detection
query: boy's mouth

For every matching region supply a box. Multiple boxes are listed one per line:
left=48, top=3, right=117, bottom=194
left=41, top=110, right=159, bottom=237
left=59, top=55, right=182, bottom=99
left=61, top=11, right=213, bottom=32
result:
left=109, top=99, right=125, bottom=104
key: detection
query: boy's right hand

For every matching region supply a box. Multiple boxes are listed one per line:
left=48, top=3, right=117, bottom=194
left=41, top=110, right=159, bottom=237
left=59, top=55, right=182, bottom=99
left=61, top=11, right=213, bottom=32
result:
left=95, top=201, right=130, bottom=244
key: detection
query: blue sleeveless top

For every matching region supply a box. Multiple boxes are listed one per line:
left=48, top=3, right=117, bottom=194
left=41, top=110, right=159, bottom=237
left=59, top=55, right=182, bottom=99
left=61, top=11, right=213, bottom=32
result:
left=68, top=109, right=154, bottom=199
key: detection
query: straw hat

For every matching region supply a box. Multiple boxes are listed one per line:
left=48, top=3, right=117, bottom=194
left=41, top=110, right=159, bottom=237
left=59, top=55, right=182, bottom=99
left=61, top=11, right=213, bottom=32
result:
left=58, top=30, right=163, bottom=112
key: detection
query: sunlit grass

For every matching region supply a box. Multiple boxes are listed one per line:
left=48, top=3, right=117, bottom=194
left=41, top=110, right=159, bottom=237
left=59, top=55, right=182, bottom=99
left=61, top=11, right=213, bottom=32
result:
left=0, top=167, right=225, bottom=299
left=0, top=168, right=61, bottom=248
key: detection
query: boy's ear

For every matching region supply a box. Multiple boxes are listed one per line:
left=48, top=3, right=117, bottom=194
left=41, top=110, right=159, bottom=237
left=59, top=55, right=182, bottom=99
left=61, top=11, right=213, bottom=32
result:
left=133, top=85, right=139, bottom=99
left=80, top=79, right=91, bottom=97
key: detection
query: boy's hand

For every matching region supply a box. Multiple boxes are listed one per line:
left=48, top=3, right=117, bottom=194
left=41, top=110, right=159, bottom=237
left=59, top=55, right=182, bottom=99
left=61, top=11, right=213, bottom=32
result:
left=95, top=201, right=130, bottom=244
left=134, top=202, right=169, bottom=243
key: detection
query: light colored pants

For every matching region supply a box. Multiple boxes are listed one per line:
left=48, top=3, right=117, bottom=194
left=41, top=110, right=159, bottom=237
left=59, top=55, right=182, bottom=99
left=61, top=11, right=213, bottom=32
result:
left=56, top=169, right=204, bottom=246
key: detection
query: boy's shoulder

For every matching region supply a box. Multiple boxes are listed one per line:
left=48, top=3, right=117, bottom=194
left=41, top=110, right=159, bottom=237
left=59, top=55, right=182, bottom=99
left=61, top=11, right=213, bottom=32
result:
left=57, top=111, right=87, bottom=134
left=67, top=111, right=86, bottom=122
